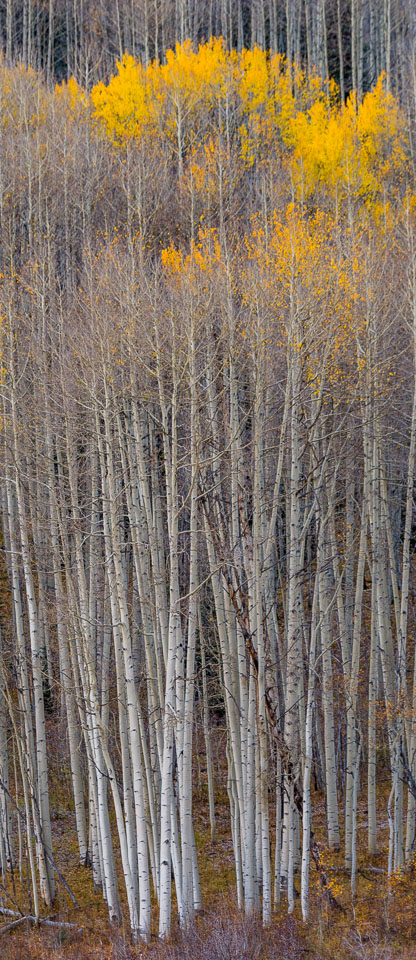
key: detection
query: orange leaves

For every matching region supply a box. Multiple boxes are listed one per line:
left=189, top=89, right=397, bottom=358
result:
left=246, top=204, right=333, bottom=305
left=242, top=203, right=367, bottom=399
left=161, top=228, right=222, bottom=294
left=161, top=242, right=185, bottom=276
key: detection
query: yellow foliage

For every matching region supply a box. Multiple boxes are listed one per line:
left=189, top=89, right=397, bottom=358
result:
left=161, top=243, right=184, bottom=276
left=243, top=203, right=362, bottom=396
left=88, top=43, right=407, bottom=210
left=238, top=45, right=271, bottom=114
left=90, top=41, right=328, bottom=165
left=237, top=50, right=332, bottom=165
left=91, top=38, right=234, bottom=146
left=91, top=53, right=154, bottom=140
left=161, top=228, right=222, bottom=293
left=158, top=36, right=233, bottom=106
left=55, top=75, right=88, bottom=115
left=289, top=74, right=406, bottom=201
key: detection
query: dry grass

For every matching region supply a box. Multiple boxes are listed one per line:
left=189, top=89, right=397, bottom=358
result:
left=2, top=731, right=416, bottom=959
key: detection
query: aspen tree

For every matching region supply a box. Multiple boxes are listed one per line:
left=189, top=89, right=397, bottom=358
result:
left=0, top=627, right=12, bottom=875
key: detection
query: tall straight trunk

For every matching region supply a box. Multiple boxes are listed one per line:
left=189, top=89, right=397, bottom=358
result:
left=337, top=0, right=345, bottom=102
left=158, top=342, right=182, bottom=939
left=45, top=423, right=88, bottom=865
left=351, top=0, right=357, bottom=93
left=99, top=404, right=151, bottom=939
left=301, top=576, right=318, bottom=921
left=8, top=405, right=55, bottom=905
left=253, top=347, right=271, bottom=924
left=180, top=315, right=200, bottom=925
left=368, top=577, right=378, bottom=856
left=404, top=270, right=416, bottom=858
left=5, top=477, right=50, bottom=905
left=64, top=419, right=120, bottom=923
left=365, top=367, right=399, bottom=869
left=282, top=351, right=303, bottom=887
left=15, top=716, right=39, bottom=920
left=345, top=488, right=367, bottom=869
left=385, top=0, right=391, bottom=91
left=0, top=626, right=12, bottom=872
left=274, top=752, right=282, bottom=906
left=200, top=615, right=216, bottom=845
left=318, top=526, right=340, bottom=851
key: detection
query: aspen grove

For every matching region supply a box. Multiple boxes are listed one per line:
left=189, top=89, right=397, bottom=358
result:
left=0, top=31, right=416, bottom=949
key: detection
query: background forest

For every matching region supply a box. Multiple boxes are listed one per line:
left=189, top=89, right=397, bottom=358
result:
left=1, top=2, right=416, bottom=959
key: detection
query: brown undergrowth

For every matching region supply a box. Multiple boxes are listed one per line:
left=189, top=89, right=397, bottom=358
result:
left=2, top=743, right=416, bottom=959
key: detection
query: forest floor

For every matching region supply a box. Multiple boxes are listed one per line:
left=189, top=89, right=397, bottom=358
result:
left=3, top=733, right=416, bottom=960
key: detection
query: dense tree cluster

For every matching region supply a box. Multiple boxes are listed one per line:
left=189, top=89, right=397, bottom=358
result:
left=0, top=36, right=416, bottom=946
left=0, top=0, right=415, bottom=98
